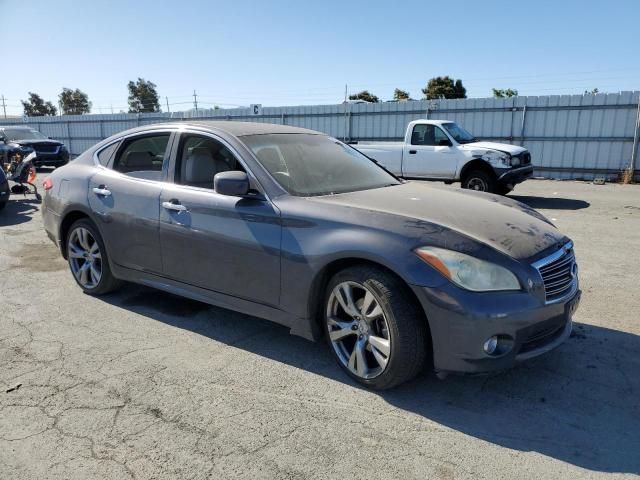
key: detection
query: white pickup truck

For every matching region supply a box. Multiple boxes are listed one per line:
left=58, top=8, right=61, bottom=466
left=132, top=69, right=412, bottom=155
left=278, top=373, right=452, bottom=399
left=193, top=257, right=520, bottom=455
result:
left=353, top=119, right=533, bottom=194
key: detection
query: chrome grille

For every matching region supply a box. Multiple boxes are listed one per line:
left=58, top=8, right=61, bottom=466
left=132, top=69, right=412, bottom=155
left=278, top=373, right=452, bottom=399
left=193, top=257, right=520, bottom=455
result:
left=534, top=242, right=577, bottom=303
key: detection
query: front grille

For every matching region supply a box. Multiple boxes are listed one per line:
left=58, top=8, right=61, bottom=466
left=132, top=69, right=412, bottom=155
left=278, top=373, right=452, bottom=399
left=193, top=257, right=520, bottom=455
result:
left=534, top=243, right=577, bottom=303
left=34, top=143, right=59, bottom=153
left=521, top=152, right=531, bottom=165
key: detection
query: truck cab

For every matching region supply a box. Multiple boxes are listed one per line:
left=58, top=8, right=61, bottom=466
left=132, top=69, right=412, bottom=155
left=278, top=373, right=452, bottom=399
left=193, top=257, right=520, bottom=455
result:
left=354, top=119, right=534, bottom=194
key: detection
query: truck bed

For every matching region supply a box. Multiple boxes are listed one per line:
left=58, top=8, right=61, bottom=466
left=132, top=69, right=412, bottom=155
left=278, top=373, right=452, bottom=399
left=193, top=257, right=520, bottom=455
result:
left=353, top=142, right=404, bottom=176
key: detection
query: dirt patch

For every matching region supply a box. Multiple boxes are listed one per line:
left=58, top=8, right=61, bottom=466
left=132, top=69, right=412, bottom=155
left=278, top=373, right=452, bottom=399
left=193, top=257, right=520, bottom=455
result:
left=11, top=242, right=67, bottom=272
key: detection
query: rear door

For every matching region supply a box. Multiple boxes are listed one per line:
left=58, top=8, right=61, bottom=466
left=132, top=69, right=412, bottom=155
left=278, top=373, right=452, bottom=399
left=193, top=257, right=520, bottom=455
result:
left=402, top=124, right=459, bottom=178
left=87, top=130, right=175, bottom=274
left=158, top=131, right=281, bottom=306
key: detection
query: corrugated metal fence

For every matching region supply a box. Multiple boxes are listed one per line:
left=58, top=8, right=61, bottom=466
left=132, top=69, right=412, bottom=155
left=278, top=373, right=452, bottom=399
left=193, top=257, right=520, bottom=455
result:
left=3, top=91, right=639, bottom=180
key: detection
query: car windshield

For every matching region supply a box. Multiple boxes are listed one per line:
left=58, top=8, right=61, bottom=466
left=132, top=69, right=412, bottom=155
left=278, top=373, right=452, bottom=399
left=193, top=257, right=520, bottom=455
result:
left=2, top=128, right=48, bottom=141
left=442, top=122, right=476, bottom=144
left=242, top=134, right=400, bottom=196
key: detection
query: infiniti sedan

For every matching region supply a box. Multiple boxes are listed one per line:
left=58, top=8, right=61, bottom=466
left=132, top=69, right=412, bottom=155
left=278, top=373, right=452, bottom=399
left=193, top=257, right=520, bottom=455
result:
left=42, top=121, right=580, bottom=389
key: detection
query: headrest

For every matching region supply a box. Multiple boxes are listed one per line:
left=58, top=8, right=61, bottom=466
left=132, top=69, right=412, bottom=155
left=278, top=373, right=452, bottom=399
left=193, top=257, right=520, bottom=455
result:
left=411, top=131, right=422, bottom=145
left=184, top=147, right=215, bottom=184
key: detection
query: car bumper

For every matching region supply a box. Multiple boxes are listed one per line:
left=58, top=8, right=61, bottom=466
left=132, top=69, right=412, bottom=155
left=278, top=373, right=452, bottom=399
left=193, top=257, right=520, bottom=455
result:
left=410, top=282, right=580, bottom=375
left=496, top=165, right=534, bottom=186
left=34, top=151, right=69, bottom=166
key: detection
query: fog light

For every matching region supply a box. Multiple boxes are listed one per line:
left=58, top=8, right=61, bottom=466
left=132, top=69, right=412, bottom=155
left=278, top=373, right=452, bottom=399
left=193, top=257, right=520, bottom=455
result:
left=483, top=336, right=499, bottom=354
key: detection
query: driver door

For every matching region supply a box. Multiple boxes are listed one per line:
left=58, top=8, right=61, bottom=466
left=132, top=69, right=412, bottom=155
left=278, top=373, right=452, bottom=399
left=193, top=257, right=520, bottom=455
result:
left=403, top=124, right=458, bottom=178
left=159, top=131, right=281, bottom=306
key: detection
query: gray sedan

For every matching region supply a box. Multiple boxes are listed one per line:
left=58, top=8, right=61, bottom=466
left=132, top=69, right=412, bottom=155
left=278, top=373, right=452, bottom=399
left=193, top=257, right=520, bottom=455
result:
left=42, top=121, right=581, bottom=389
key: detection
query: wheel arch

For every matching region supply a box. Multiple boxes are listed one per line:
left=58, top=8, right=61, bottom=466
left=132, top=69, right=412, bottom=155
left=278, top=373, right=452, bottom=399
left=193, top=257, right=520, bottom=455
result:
left=306, top=257, right=432, bottom=350
left=58, top=207, right=98, bottom=259
left=459, top=159, right=496, bottom=183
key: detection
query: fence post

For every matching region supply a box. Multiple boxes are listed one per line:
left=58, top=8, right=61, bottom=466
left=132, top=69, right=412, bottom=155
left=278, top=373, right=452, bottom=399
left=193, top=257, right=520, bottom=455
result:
left=520, top=104, right=527, bottom=146
left=629, top=95, right=640, bottom=179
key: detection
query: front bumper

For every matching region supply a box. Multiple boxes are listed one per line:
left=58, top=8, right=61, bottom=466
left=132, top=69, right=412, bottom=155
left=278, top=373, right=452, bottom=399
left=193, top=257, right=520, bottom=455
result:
left=410, top=282, right=580, bottom=375
left=33, top=150, right=69, bottom=167
left=496, top=165, right=534, bottom=186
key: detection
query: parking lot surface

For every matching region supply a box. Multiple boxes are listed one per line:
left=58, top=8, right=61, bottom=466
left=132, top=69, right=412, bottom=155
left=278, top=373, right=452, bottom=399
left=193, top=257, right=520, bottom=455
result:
left=1, top=177, right=639, bottom=479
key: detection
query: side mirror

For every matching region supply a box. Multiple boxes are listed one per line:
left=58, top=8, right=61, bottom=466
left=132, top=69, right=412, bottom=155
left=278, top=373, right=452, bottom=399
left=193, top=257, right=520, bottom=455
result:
left=439, top=139, right=452, bottom=147
left=214, top=171, right=250, bottom=197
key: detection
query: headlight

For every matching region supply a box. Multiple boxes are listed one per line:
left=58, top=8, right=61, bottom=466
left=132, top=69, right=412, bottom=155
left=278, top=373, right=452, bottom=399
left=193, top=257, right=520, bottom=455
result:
left=482, top=151, right=510, bottom=167
left=415, top=247, right=520, bottom=292
left=510, top=156, right=521, bottom=167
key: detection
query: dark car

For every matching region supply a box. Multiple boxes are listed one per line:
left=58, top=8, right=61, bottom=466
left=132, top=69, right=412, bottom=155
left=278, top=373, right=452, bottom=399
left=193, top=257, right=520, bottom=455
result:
left=0, top=126, right=69, bottom=168
left=0, top=166, right=8, bottom=210
left=41, top=121, right=580, bottom=389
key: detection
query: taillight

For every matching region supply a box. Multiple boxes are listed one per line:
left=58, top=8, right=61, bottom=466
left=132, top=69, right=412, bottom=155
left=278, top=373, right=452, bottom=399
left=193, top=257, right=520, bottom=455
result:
left=43, top=178, right=54, bottom=191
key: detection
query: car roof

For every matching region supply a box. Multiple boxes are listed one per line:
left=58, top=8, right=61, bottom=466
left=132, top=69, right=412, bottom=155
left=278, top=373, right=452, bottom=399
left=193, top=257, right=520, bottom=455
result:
left=126, top=121, right=323, bottom=137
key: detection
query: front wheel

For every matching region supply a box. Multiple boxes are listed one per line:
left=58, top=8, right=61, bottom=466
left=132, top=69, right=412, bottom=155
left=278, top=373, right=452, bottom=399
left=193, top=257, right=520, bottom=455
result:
left=324, top=266, right=429, bottom=389
left=67, top=219, right=121, bottom=295
left=462, top=170, right=495, bottom=193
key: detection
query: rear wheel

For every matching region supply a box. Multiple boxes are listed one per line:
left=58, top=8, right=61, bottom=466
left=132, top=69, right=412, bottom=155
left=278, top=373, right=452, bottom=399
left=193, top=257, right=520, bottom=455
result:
left=67, top=219, right=121, bottom=295
left=462, top=170, right=495, bottom=193
left=324, top=266, right=428, bottom=390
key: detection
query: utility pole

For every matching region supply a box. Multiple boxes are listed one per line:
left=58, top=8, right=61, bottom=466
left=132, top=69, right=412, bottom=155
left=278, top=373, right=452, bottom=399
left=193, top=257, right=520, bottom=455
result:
left=193, top=90, right=198, bottom=114
left=2, top=95, right=7, bottom=118
left=165, top=96, right=170, bottom=114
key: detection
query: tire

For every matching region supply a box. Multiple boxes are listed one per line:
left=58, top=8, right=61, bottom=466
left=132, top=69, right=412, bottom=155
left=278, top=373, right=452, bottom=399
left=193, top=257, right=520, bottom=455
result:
left=462, top=170, right=496, bottom=193
left=324, top=266, right=429, bottom=390
left=66, top=219, right=121, bottom=295
left=494, top=184, right=512, bottom=196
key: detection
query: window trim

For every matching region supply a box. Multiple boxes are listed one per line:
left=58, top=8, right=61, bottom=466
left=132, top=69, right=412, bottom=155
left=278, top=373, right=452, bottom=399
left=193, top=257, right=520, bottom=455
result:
left=169, top=130, right=269, bottom=200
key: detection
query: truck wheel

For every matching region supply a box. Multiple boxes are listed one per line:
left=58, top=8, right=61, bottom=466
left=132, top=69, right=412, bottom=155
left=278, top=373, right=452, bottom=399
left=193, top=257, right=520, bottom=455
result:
left=495, top=184, right=512, bottom=196
left=462, top=170, right=495, bottom=193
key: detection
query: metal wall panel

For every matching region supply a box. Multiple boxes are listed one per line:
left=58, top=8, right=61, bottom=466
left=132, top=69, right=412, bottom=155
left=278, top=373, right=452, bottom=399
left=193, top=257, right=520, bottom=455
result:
left=3, top=92, right=639, bottom=180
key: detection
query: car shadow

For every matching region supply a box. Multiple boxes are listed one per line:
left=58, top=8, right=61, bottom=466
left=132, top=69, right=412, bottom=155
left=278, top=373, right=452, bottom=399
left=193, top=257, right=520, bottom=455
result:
left=511, top=195, right=590, bottom=210
left=100, top=284, right=639, bottom=475
left=0, top=198, right=40, bottom=226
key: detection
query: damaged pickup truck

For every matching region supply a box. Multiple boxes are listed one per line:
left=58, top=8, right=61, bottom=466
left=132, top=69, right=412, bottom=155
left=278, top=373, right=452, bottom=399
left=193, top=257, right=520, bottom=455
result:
left=352, top=120, right=533, bottom=195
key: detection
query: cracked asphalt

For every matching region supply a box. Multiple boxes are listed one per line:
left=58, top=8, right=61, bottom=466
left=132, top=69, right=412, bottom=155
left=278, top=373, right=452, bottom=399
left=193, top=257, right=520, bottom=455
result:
left=1, top=177, right=639, bottom=479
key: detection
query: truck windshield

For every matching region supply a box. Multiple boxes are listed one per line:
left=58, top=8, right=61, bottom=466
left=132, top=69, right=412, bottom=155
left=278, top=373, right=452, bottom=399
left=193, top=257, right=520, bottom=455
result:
left=3, top=128, right=48, bottom=141
left=442, top=123, right=476, bottom=144
left=242, top=134, right=400, bottom=196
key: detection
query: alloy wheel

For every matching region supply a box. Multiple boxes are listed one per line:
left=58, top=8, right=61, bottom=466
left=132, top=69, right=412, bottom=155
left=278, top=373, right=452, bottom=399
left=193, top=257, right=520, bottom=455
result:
left=326, top=281, right=391, bottom=379
left=68, top=227, right=102, bottom=289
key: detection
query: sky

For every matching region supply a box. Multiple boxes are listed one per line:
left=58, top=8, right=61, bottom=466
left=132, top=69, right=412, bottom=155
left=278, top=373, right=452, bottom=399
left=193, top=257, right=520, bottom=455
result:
left=1, top=0, right=639, bottom=116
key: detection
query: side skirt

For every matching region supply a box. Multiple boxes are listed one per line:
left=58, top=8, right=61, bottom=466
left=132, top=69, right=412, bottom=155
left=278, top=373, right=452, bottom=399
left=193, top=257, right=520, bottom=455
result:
left=110, top=263, right=307, bottom=336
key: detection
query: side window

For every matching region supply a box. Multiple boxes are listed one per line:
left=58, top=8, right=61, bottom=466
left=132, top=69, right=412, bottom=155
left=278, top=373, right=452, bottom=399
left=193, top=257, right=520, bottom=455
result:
left=176, top=135, right=245, bottom=190
left=434, top=127, right=450, bottom=146
left=410, top=125, right=450, bottom=146
left=113, top=134, right=170, bottom=179
left=96, top=141, right=120, bottom=167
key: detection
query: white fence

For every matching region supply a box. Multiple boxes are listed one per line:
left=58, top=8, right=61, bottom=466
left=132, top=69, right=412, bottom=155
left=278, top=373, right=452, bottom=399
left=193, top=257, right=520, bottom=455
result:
left=3, top=91, right=640, bottom=180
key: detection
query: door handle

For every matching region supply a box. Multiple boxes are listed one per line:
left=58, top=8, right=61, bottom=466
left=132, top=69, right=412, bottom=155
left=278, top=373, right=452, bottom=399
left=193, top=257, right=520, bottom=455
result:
left=92, top=186, right=111, bottom=197
left=162, top=200, right=187, bottom=212
left=409, top=150, right=417, bottom=154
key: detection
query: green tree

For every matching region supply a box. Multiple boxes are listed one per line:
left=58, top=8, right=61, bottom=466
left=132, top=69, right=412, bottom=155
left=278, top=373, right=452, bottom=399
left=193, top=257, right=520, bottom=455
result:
left=127, top=78, right=161, bottom=113
left=584, top=88, right=599, bottom=95
left=393, top=88, right=411, bottom=101
left=59, top=88, right=92, bottom=115
left=492, top=88, right=518, bottom=98
left=422, top=76, right=467, bottom=100
left=21, top=92, right=57, bottom=116
left=348, top=90, right=380, bottom=103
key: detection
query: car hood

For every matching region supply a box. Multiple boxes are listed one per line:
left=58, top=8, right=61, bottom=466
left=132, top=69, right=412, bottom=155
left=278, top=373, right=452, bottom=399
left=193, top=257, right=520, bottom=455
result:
left=310, top=182, right=566, bottom=260
left=13, top=139, right=62, bottom=146
left=461, top=141, right=526, bottom=155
